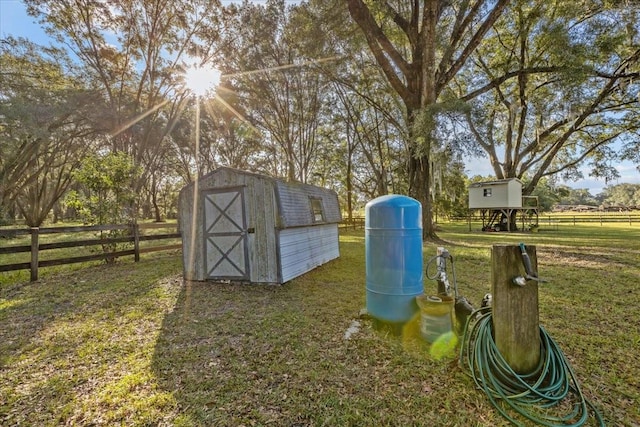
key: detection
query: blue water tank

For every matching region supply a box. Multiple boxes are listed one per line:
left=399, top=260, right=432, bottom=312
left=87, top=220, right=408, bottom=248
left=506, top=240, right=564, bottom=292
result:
left=365, top=195, right=423, bottom=323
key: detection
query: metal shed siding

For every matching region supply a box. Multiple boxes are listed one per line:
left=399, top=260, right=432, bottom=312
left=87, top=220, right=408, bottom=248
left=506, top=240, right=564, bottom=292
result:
left=278, top=224, right=340, bottom=282
left=469, top=179, right=523, bottom=209
left=275, top=181, right=342, bottom=227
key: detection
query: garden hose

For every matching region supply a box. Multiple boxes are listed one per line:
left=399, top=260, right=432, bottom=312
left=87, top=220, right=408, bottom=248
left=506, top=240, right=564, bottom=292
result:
left=459, top=308, right=605, bottom=426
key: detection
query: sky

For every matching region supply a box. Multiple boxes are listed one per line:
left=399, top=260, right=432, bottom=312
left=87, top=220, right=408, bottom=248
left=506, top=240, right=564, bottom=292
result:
left=1, top=0, right=638, bottom=195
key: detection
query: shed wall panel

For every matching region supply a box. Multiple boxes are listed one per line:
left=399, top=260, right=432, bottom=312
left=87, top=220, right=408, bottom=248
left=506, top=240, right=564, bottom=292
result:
left=278, top=224, right=339, bottom=283
left=276, top=182, right=342, bottom=227
left=506, top=181, right=522, bottom=207
left=246, top=176, right=279, bottom=283
left=209, top=169, right=279, bottom=283
left=179, top=183, right=205, bottom=280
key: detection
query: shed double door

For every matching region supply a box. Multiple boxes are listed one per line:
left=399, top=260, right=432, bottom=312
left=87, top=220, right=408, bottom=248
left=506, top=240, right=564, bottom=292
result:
left=203, top=187, right=250, bottom=281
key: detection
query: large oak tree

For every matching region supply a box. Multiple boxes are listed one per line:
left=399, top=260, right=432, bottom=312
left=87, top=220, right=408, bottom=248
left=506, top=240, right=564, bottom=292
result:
left=459, top=1, right=640, bottom=196
left=0, top=38, right=99, bottom=226
left=346, top=0, right=509, bottom=238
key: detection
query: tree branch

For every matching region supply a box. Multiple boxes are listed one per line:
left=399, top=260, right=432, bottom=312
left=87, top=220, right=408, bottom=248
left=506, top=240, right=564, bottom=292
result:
left=440, top=0, right=480, bottom=78
left=460, top=66, right=564, bottom=101
left=346, top=0, right=412, bottom=101
left=437, top=0, right=510, bottom=91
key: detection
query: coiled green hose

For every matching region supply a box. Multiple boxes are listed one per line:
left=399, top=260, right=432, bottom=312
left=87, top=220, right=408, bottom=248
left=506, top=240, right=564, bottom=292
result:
left=459, top=308, right=605, bottom=426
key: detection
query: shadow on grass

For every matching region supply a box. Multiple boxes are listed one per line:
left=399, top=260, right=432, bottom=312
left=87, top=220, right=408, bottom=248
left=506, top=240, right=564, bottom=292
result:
left=149, top=250, right=369, bottom=425
left=149, top=240, right=481, bottom=426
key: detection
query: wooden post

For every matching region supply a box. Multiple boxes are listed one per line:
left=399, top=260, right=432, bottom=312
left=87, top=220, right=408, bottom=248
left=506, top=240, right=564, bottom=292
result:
left=133, top=223, right=140, bottom=262
left=492, top=244, right=540, bottom=374
left=30, top=227, right=39, bottom=282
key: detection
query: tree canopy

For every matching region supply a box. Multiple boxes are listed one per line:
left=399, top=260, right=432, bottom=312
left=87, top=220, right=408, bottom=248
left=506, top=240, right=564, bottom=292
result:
left=458, top=1, right=640, bottom=195
left=1, top=0, right=638, bottom=227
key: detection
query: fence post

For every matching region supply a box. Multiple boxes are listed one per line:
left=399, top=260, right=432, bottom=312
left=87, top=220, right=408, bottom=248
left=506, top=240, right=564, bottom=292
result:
left=492, top=244, right=541, bottom=374
left=133, top=223, right=140, bottom=262
left=30, top=227, right=39, bottom=282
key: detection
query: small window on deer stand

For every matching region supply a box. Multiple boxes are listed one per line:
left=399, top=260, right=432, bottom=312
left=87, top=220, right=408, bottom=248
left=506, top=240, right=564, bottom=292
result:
left=484, top=188, right=492, bottom=197
left=310, top=197, right=325, bottom=223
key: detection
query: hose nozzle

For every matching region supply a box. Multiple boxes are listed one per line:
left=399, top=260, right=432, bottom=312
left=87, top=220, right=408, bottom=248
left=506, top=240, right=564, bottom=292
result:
left=514, top=243, right=548, bottom=285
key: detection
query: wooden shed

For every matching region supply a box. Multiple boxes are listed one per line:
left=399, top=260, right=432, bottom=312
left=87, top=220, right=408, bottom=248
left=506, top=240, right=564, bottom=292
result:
left=178, top=167, right=341, bottom=284
left=469, top=178, right=523, bottom=209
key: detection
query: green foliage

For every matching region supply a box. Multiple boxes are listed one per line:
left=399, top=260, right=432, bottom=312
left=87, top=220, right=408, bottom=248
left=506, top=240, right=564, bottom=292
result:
left=22, top=0, right=217, bottom=215
left=527, top=178, right=563, bottom=211
left=65, top=152, right=141, bottom=262
left=0, top=37, right=97, bottom=226
left=67, top=152, right=141, bottom=225
left=557, top=186, right=598, bottom=206
left=432, top=159, right=470, bottom=219
left=217, top=0, right=337, bottom=181
left=459, top=0, right=640, bottom=193
left=5, top=0, right=639, bottom=232
left=601, top=183, right=640, bottom=207
left=412, top=100, right=471, bottom=158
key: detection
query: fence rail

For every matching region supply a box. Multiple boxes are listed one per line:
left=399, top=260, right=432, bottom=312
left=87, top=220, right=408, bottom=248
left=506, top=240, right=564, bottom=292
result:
left=339, top=217, right=365, bottom=230
left=0, top=223, right=181, bottom=281
left=451, top=213, right=640, bottom=225
left=538, top=214, right=639, bottom=226
left=342, top=214, right=639, bottom=228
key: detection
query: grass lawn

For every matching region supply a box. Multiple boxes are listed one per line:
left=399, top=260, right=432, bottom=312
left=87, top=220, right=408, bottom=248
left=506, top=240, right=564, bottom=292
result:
left=1, top=223, right=638, bottom=426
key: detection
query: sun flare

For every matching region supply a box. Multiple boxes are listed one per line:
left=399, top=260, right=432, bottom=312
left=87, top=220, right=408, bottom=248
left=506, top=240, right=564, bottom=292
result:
left=184, top=64, right=221, bottom=97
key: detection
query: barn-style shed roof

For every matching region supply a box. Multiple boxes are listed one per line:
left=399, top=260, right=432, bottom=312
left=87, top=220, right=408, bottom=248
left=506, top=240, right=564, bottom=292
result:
left=180, top=167, right=342, bottom=228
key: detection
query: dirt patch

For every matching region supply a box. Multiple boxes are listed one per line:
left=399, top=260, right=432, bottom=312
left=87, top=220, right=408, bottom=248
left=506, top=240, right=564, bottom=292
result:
left=540, top=247, right=631, bottom=269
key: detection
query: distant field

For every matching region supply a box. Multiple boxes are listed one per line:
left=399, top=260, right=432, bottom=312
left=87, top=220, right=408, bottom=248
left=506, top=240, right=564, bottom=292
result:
left=1, top=223, right=638, bottom=426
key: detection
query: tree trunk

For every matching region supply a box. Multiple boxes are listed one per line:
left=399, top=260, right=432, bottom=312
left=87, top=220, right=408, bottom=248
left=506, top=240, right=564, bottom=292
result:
left=406, top=107, right=436, bottom=239
left=152, top=191, right=162, bottom=223
left=346, top=119, right=354, bottom=222
left=408, top=153, right=435, bottom=239
left=419, top=0, right=438, bottom=239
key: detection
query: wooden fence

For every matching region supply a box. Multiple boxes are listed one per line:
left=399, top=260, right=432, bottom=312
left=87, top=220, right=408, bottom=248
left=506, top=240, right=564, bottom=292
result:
left=341, top=214, right=639, bottom=229
left=0, top=223, right=181, bottom=281
left=339, top=217, right=365, bottom=230
left=453, top=213, right=640, bottom=226
left=538, top=214, right=639, bottom=226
